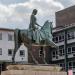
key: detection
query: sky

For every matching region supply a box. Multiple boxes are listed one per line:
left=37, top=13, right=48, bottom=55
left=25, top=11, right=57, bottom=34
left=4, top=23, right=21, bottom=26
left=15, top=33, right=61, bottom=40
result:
left=0, top=0, right=75, bottom=29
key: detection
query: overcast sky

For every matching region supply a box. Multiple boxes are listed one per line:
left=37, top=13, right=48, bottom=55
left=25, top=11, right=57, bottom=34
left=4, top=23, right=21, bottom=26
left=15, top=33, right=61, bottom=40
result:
left=0, top=0, right=75, bottom=29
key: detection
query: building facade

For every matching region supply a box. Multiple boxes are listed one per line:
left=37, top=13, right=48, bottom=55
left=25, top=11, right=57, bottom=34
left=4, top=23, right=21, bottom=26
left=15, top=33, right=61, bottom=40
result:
left=52, top=26, right=75, bottom=70
left=0, top=28, right=28, bottom=64
left=52, top=5, right=75, bottom=71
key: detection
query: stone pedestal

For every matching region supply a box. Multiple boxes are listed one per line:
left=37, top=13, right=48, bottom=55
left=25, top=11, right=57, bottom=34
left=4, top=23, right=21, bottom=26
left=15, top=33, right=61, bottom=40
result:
left=1, top=64, right=67, bottom=75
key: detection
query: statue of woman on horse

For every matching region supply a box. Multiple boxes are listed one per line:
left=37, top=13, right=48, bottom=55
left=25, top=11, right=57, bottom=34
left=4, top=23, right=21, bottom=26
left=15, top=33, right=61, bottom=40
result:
left=12, top=9, right=57, bottom=63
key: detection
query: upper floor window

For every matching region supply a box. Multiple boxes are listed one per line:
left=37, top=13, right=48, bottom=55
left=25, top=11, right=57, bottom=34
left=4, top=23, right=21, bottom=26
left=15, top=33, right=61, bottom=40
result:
left=53, top=36, right=58, bottom=43
left=8, top=34, right=14, bottom=41
left=0, top=33, right=2, bottom=40
left=52, top=50, right=58, bottom=58
left=0, top=48, right=2, bottom=55
left=67, top=46, right=75, bottom=54
left=8, top=49, right=13, bottom=56
left=53, top=35, right=64, bottom=43
left=59, top=35, right=64, bottom=42
left=20, top=50, right=25, bottom=57
left=67, top=32, right=74, bottom=40
left=67, top=47, right=71, bottom=54
left=59, top=48, right=64, bottom=56
left=52, top=51, right=56, bottom=58
left=72, top=47, right=75, bottom=53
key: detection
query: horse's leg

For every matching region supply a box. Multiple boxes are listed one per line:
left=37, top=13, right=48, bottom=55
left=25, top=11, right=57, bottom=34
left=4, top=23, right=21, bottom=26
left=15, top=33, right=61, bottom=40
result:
left=12, top=29, right=21, bottom=63
left=23, top=42, right=39, bottom=64
left=42, top=46, right=47, bottom=64
left=12, top=30, right=18, bottom=63
left=21, top=30, right=39, bottom=64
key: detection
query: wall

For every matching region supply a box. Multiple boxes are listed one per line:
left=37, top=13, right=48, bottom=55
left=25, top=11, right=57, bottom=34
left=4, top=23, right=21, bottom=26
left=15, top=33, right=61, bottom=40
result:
left=15, top=44, right=28, bottom=63
left=0, top=30, right=28, bottom=63
left=56, top=6, right=75, bottom=27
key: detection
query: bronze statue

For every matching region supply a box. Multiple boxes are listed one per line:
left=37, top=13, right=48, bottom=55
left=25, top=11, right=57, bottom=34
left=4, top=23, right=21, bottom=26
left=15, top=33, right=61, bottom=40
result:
left=12, top=9, right=57, bottom=64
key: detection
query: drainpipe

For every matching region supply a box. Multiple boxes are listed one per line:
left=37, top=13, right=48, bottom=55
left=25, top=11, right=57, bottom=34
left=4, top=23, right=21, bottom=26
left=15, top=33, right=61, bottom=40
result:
left=64, top=30, right=68, bottom=75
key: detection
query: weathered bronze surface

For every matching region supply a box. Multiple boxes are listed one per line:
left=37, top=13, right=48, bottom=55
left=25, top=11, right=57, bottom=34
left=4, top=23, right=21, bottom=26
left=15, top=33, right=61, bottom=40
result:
left=12, top=9, right=57, bottom=64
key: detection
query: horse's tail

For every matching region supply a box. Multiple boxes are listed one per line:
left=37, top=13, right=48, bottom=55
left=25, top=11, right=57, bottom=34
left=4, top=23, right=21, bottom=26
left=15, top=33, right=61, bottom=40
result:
left=12, top=29, right=22, bottom=63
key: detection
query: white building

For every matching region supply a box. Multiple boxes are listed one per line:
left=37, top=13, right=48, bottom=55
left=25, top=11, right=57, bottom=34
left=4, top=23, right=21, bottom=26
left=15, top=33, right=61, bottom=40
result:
left=0, top=28, right=28, bottom=64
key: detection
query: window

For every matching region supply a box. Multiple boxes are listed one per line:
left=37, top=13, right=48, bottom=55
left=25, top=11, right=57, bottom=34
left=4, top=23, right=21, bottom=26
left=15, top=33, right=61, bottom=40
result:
left=68, top=62, right=73, bottom=69
left=73, top=62, right=75, bottom=68
left=8, top=34, right=14, bottom=41
left=0, top=48, right=2, bottom=55
left=8, top=49, right=13, bottom=56
left=67, top=47, right=71, bottom=54
left=0, top=33, right=2, bottom=40
left=56, top=51, right=58, bottom=55
left=39, top=47, right=43, bottom=57
left=59, top=63, right=65, bottom=68
left=69, top=62, right=72, bottom=66
left=59, top=35, right=64, bottom=42
left=72, top=47, right=75, bottom=53
left=67, top=32, right=74, bottom=40
left=53, top=35, right=64, bottom=43
left=52, top=51, right=55, bottom=58
left=59, top=48, right=64, bottom=56
left=67, top=46, right=75, bottom=54
left=68, top=61, right=75, bottom=69
left=53, top=36, right=58, bottom=43
left=20, top=50, right=25, bottom=56
left=52, top=50, right=58, bottom=58
left=59, top=50, right=62, bottom=56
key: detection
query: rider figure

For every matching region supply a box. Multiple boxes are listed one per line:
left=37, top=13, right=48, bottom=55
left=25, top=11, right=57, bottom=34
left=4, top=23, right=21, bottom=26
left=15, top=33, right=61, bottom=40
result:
left=29, top=9, right=40, bottom=30
left=29, top=9, right=40, bottom=42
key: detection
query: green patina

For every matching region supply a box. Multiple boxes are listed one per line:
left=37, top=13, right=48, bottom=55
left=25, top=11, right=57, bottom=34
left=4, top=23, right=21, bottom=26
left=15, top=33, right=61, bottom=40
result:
left=20, top=20, right=57, bottom=47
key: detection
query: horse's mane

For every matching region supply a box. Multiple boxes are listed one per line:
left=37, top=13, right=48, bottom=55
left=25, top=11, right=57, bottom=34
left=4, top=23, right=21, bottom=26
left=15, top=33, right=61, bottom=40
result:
left=40, top=20, right=49, bottom=31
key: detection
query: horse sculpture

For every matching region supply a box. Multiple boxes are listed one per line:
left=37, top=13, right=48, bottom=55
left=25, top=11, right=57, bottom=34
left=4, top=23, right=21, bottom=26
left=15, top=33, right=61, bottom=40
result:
left=12, top=20, right=57, bottom=64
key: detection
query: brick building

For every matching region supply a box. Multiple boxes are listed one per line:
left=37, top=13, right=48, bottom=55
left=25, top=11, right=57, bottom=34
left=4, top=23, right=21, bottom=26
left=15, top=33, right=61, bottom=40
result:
left=56, top=5, right=75, bottom=27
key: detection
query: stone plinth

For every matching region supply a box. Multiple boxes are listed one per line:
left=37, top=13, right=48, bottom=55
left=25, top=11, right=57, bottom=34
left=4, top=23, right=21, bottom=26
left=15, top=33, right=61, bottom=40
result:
left=6, top=64, right=62, bottom=71
left=1, top=64, right=67, bottom=75
left=1, top=70, right=67, bottom=75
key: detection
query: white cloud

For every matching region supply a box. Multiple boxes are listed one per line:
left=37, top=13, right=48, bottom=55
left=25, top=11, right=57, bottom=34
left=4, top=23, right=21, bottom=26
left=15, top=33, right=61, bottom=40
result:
left=0, top=0, right=64, bottom=28
left=55, top=0, right=75, bottom=8
left=67, top=0, right=75, bottom=7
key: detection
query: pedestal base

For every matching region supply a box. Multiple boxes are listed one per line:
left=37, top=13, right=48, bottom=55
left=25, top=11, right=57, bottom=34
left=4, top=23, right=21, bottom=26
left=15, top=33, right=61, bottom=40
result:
left=1, top=64, right=67, bottom=75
